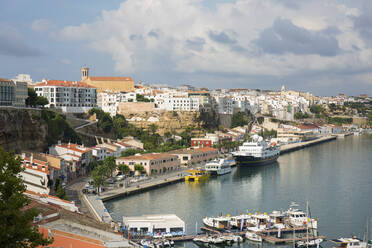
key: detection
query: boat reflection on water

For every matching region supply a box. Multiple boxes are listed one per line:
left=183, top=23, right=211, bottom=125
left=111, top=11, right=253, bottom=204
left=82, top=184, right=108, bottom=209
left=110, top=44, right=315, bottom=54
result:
left=232, top=161, right=280, bottom=181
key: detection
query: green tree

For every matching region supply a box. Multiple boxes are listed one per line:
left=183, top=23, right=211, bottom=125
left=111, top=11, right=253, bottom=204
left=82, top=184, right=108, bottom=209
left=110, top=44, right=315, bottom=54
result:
left=35, top=96, right=49, bottom=107
left=26, top=88, right=38, bottom=107
left=136, top=94, right=151, bottom=102
left=56, top=184, right=67, bottom=200
left=231, top=112, right=249, bottom=128
left=91, top=165, right=108, bottom=195
left=310, top=104, right=324, bottom=114
left=121, top=149, right=139, bottom=157
left=118, top=164, right=130, bottom=175
left=0, top=148, right=53, bottom=247
left=103, top=156, right=116, bottom=178
left=134, top=164, right=144, bottom=172
left=149, top=124, right=158, bottom=135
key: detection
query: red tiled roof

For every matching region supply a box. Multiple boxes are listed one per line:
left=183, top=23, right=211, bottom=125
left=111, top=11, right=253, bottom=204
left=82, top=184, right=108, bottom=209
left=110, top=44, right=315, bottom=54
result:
left=22, top=157, right=50, bottom=175
left=56, top=143, right=91, bottom=153
left=35, top=80, right=95, bottom=88
left=119, top=153, right=177, bottom=161
left=0, top=78, right=11, bottom=82
left=88, top=76, right=133, bottom=81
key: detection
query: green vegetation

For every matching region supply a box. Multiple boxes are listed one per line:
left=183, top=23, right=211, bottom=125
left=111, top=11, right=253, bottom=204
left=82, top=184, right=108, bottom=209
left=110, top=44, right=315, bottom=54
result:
left=26, top=88, right=49, bottom=107
left=294, top=112, right=310, bottom=119
left=257, top=116, right=264, bottom=124
left=0, top=147, right=53, bottom=247
left=103, top=156, right=116, bottom=178
left=118, top=164, right=130, bottom=175
left=136, top=94, right=153, bottom=102
left=54, top=178, right=67, bottom=200
left=134, top=164, right=144, bottom=172
left=310, top=104, right=328, bottom=118
left=231, top=111, right=251, bottom=128
left=328, top=117, right=352, bottom=125
left=121, top=149, right=139, bottom=157
left=91, top=164, right=108, bottom=195
left=263, top=129, right=277, bottom=139
left=41, top=110, right=81, bottom=146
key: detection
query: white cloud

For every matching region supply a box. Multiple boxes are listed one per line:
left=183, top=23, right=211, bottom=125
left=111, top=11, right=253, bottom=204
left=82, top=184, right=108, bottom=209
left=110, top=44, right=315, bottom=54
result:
left=60, top=58, right=71, bottom=65
left=56, top=0, right=372, bottom=93
left=31, top=19, right=56, bottom=32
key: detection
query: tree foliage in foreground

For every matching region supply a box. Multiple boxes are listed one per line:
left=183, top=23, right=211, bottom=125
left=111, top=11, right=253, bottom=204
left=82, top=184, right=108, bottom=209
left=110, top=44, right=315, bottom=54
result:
left=0, top=147, right=53, bottom=247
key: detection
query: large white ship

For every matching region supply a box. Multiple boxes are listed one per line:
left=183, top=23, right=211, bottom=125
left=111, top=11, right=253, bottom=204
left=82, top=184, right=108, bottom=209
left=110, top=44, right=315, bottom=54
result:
left=231, top=135, right=280, bottom=166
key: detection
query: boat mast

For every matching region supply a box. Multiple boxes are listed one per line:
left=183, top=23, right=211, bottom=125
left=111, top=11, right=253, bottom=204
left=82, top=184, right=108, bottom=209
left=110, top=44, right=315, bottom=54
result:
left=306, top=201, right=309, bottom=248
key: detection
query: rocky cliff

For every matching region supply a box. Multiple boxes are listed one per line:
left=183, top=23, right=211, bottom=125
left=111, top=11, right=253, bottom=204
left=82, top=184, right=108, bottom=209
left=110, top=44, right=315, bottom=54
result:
left=0, top=108, right=48, bottom=153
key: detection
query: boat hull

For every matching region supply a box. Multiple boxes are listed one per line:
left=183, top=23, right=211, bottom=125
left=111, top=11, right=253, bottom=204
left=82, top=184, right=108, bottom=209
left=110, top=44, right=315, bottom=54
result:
left=233, top=154, right=279, bottom=166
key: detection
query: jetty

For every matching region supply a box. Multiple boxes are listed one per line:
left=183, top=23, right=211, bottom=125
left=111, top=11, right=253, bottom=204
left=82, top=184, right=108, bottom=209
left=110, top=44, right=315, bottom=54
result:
left=100, top=175, right=184, bottom=202
left=280, top=135, right=336, bottom=154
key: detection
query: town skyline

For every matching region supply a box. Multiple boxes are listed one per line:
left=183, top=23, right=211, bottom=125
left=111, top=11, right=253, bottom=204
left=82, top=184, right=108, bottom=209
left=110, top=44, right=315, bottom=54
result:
left=1, top=0, right=372, bottom=96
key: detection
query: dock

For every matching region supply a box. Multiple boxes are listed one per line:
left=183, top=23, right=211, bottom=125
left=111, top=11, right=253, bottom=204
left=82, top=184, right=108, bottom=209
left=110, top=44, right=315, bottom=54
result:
left=280, top=135, right=336, bottom=154
left=262, top=234, right=326, bottom=244
left=100, top=175, right=184, bottom=202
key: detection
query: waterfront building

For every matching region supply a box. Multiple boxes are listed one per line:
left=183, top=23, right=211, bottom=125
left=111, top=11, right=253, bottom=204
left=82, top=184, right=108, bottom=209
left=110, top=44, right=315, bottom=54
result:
left=116, top=153, right=180, bottom=175
left=33, top=79, right=97, bottom=113
left=122, top=214, right=185, bottom=234
left=169, top=147, right=218, bottom=166
left=81, top=67, right=135, bottom=93
left=91, top=146, right=108, bottom=161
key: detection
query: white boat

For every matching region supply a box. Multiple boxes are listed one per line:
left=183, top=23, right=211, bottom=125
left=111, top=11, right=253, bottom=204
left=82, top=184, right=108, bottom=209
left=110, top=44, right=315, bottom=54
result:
left=193, top=236, right=209, bottom=244
left=162, top=240, right=171, bottom=247
left=205, top=159, right=232, bottom=176
left=330, top=237, right=367, bottom=248
left=245, top=231, right=262, bottom=242
left=208, top=236, right=225, bottom=244
left=296, top=238, right=324, bottom=247
left=202, top=216, right=230, bottom=230
left=229, top=214, right=253, bottom=229
left=286, top=202, right=318, bottom=229
left=269, top=211, right=287, bottom=229
left=222, top=235, right=243, bottom=243
left=232, top=135, right=280, bottom=166
left=248, top=213, right=271, bottom=231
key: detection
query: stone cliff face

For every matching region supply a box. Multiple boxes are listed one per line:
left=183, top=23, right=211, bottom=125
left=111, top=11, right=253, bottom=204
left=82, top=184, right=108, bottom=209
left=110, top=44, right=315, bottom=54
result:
left=124, top=111, right=201, bottom=135
left=0, top=108, right=48, bottom=152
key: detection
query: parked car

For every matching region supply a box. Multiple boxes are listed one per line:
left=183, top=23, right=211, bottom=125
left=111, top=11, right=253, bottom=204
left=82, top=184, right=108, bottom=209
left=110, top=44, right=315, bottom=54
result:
left=107, top=178, right=115, bottom=184
left=116, top=174, right=125, bottom=181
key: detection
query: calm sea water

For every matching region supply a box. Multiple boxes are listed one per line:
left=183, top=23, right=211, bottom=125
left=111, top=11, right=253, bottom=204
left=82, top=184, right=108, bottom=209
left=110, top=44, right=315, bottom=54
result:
left=105, top=135, right=372, bottom=247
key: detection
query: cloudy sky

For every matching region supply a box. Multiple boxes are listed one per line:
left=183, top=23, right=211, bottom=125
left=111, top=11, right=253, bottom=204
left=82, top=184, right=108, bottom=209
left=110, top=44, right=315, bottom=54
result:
left=1, top=0, right=372, bottom=96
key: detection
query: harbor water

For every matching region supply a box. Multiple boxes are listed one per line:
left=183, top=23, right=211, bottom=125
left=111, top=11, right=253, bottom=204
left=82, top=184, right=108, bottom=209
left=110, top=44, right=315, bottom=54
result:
left=105, top=135, right=372, bottom=247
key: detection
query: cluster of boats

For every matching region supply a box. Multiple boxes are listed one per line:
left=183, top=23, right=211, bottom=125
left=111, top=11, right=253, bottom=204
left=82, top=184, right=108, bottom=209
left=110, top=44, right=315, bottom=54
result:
left=140, top=239, right=174, bottom=248
left=193, top=234, right=243, bottom=245
left=202, top=203, right=318, bottom=232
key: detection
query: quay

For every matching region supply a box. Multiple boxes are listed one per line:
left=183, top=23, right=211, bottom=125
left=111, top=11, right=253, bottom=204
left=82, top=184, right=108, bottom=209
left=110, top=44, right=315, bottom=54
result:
left=280, top=135, right=336, bottom=154
left=100, top=174, right=184, bottom=202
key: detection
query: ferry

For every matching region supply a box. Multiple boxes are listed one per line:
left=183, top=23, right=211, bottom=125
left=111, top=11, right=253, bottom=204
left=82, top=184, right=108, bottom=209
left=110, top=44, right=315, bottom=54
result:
left=231, top=135, right=280, bottom=166
left=205, top=159, right=232, bottom=176
left=184, top=169, right=210, bottom=182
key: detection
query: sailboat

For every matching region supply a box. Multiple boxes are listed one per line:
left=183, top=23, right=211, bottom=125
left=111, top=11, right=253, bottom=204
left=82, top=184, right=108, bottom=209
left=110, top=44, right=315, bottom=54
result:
left=296, top=201, right=323, bottom=247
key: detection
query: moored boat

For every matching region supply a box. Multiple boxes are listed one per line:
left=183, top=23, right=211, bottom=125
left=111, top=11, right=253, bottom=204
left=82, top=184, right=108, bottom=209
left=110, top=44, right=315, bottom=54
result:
left=245, top=231, right=262, bottom=242
left=205, top=159, right=232, bottom=176
left=330, top=237, right=367, bottom=248
left=202, top=216, right=230, bottom=230
left=296, top=238, right=324, bottom=247
left=231, top=135, right=280, bottom=166
left=185, top=169, right=210, bottom=182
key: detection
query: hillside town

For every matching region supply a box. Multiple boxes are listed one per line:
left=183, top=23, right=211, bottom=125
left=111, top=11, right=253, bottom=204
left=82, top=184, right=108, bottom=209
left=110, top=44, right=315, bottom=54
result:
left=0, top=68, right=371, bottom=247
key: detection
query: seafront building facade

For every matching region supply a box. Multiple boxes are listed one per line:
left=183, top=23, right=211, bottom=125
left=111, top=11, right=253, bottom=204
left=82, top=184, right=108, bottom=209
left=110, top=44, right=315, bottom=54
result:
left=116, top=153, right=180, bottom=175
left=170, top=147, right=219, bottom=166
left=33, top=79, right=97, bottom=113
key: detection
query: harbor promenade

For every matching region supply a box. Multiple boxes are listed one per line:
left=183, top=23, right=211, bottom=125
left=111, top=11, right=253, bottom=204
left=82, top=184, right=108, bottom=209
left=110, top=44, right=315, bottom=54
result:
left=280, top=135, right=336, bottom=154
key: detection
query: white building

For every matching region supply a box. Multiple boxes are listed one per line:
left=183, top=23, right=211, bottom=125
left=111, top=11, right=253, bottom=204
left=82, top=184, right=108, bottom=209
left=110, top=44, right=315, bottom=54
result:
left=34, top=79, right=97, bottom=113
left=20, top=154, right=50, bottom=195
left=158, top=96, right=200, bottom=111
left=12, top=74, right=33, bottom=85
left=122, top=214, right=185, bottom=234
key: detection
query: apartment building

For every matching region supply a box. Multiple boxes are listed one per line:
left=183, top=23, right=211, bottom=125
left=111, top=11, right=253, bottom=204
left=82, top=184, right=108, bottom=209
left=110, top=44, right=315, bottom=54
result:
left=116, top=153, right=180, bottom=175
left=20, top=154, right=50, bottom=195
left=49, top=143, right=93, bottom=176
left=0, top=78, right=27, bottom=106
left=34, top=79, right=97, bottom=113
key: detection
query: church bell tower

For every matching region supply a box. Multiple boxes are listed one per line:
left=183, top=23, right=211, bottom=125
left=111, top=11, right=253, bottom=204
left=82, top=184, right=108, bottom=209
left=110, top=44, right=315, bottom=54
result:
left=81, top=67, right=89, bottom=81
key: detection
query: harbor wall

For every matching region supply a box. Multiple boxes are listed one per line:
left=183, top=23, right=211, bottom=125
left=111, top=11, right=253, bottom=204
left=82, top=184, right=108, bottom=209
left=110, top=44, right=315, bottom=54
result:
left=280, top=135, right=337, bottom=155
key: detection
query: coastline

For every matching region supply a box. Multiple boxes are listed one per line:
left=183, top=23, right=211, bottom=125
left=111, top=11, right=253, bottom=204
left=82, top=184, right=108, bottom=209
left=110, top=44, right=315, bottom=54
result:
left=86, top=134, right=340, bottom=223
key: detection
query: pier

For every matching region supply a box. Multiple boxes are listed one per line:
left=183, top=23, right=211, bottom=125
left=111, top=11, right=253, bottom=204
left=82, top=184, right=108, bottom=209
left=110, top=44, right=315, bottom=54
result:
left=280, top=135, right=336, bottom=154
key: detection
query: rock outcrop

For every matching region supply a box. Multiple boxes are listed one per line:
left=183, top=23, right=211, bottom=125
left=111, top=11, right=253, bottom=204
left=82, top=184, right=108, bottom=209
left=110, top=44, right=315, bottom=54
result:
left=0, top=108, right=48, bottom=152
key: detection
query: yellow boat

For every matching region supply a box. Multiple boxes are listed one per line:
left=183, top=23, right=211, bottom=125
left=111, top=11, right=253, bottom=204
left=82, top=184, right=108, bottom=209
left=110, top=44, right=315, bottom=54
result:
left=184, top=169, right=210, bottom=182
